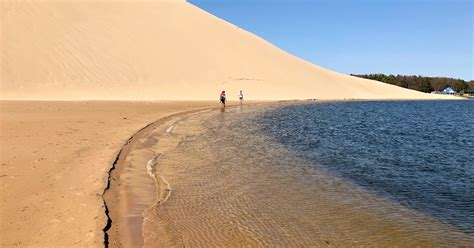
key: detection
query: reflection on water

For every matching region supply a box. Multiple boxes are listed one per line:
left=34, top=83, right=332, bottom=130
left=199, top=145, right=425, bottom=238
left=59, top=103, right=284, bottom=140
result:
left=139, top=102, right=474, bottom=246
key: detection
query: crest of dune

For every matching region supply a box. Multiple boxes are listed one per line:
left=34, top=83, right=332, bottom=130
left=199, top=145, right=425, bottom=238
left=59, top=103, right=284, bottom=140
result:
left=0, top=0, right=456, bottom=100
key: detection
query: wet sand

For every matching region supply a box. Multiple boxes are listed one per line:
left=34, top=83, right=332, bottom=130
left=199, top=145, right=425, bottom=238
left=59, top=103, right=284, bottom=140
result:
left=102, top=108, right=214, bottom=247
left=0, top=101, right=220, bottom=247
left=103, top=103, right=268, bottom=247
left=105, top=103, right=474, bottom=247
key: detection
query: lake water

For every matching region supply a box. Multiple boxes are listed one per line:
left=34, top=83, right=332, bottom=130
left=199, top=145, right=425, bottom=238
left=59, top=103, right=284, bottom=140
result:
left=141, top=100, right=473, bottom=246
left=257, top=100, right=474, bottom=232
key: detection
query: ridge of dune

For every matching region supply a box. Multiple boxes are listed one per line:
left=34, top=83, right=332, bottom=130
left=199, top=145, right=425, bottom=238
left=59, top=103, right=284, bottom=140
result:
left=0, top=0, right=457, bottom=100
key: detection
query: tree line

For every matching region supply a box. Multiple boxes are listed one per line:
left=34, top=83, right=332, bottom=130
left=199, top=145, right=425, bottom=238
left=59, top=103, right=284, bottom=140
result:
left=351, top=74, right=474, bottom=94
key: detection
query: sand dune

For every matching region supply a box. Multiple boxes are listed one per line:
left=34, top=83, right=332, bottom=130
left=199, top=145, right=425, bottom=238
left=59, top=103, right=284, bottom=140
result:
left=0, top=0, right=457, bottom=100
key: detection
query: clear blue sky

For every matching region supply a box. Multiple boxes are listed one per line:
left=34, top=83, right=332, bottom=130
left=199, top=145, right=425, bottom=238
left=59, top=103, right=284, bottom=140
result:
left=189, top=0, right=473, bottom=80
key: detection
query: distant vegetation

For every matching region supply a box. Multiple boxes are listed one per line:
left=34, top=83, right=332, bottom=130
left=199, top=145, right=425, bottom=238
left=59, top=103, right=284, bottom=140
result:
left=351, top=74, right=474, bottom=94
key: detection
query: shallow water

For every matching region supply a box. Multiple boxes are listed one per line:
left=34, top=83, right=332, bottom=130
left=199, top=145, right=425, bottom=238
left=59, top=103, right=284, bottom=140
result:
left=139, top=102, right=474, bottom=246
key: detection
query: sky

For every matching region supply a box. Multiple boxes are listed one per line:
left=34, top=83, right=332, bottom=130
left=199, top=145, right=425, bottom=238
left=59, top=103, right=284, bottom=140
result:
left=189, top=0, right=473, bottom=81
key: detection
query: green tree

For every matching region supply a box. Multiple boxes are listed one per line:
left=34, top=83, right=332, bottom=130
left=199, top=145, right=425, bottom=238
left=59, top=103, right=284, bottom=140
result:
left=453, top=80, right=468, bottom=93
left=420, top=78, right=434, bottom=93
left=351, top=74, right=469, bottom=94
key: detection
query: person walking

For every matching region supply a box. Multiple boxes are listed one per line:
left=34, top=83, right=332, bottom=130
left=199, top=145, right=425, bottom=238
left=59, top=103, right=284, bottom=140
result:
left=220, top=90, right=226, bottom=107
left=238, top=90, right=244, bottom=105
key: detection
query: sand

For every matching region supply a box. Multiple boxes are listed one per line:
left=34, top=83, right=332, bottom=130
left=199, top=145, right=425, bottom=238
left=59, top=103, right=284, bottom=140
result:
left=0, top=101, right=219, bottom=247
left=0, top=0, right=458, bottom=101
left=0, top=0, right=463, bottom=246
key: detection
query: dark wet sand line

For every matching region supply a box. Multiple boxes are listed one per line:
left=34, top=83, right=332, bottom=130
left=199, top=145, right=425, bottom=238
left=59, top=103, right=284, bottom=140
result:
left=103, top=107, right=219, bottom=247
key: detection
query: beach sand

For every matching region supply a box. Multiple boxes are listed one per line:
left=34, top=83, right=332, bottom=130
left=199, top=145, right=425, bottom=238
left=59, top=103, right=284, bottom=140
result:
left=0, top=101, right=218, bottom=247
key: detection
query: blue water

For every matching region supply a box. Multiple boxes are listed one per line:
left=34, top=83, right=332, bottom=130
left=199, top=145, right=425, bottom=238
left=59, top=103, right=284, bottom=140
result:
left=256, top=100, right=474, bottom=231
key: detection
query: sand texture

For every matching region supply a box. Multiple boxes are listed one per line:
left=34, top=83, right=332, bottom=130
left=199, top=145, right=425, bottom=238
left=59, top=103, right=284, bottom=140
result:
left=1, top=0, right=457, bottom=101
left=0, top=101, right=217, bottom=247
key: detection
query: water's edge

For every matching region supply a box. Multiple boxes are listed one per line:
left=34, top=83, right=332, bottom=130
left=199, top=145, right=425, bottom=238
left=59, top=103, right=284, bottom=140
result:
left=102, top=100, right=473, bottom=247
left=102, top=107, right=219, bottom=247
left=102, top=102, right=271, bottom=247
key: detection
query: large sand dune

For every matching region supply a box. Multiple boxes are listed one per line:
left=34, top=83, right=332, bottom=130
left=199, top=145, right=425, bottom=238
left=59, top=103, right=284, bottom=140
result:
left=0, top=0, right=456, bottom=100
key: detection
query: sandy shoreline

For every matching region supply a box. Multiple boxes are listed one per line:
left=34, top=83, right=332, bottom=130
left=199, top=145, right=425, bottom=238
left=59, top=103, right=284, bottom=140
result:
left=1, top=100, right=471, bottom=246
left=0, top=99, right=358, bottom=247
left=0, top=100, right=222, bottom=247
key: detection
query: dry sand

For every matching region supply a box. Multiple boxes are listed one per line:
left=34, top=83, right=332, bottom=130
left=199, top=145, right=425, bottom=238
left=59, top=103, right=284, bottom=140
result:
left=0, top=0, right=458, bottom=101
left=0, top=101, right=218, bottom=247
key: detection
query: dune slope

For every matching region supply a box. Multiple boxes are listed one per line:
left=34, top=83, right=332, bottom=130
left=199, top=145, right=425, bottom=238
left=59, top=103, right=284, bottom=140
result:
left=0, top=0, right=455, bottom=100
